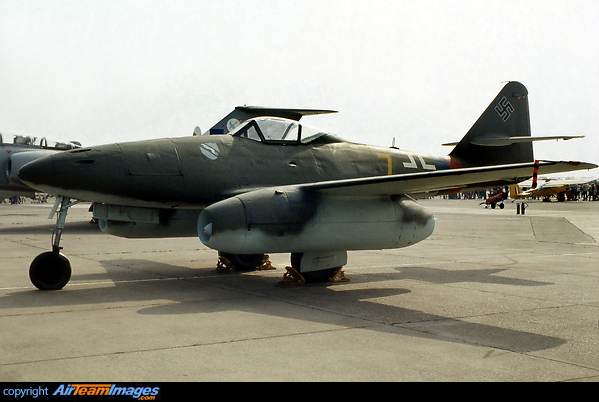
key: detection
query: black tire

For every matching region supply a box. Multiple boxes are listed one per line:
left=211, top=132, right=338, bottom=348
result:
left=219, top=252, right=264, bottom=271
left=29, top=251, right=72, bottom=290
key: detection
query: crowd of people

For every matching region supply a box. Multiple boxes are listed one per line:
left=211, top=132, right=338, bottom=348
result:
left=572, top=182, right=598, bottom=201
left=1, top=194, right=49, bottom=204
left=439, top=180, right=599, bottom=202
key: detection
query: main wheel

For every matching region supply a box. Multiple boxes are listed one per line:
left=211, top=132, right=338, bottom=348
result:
left=290, top=253, right=339, bottom=283
left=29, top=251, right=72, bottom=290
left=218, top=252, right=264, bottom=271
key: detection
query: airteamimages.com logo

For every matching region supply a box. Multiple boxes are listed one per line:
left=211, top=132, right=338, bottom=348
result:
left=54, top=384, right=160, bottom=399
left=3, top=384, right=161, bottom=400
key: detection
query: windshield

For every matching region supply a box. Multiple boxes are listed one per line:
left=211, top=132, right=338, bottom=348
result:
left=256, top=118, right=299, bottom=141
left=0, top=133, right=81, bottom=150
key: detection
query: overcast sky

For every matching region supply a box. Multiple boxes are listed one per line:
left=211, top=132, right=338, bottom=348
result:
left=1, top=0, right=597, bottom=177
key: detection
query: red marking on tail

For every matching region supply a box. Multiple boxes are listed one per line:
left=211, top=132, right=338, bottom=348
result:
left=532, top=160, right=539, bottom=189
left=449, top=156, right=462, bottom=169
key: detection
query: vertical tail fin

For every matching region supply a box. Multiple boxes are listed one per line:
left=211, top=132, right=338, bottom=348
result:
left=532, top=160, right=539, bottom=189
left=509, top=184, right=522, bottom=198
left=449, top=81, right=533, bottom=167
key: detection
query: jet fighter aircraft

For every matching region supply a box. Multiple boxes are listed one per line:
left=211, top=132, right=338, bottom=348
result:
left=0, top=131, right=81, bottom=201
left=18, top=81, right=597, bottom=290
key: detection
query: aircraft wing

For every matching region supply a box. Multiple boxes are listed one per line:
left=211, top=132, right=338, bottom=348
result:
left=537, top=177, right=597, bottom=188
left=306, top=161, right=597, bottom=197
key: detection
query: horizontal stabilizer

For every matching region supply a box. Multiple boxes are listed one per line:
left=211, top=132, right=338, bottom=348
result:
left=443, top=135, right=585, bottom=147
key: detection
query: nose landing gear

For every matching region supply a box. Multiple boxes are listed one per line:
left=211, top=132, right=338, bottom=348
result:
left=29, top=196, right=78, bottom=290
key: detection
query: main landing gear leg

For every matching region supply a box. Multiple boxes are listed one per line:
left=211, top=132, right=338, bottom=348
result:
left=29, top=196, right=79, bottom=290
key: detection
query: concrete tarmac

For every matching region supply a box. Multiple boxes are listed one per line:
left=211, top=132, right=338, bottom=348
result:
left=0, top=197, right=597, bottom=382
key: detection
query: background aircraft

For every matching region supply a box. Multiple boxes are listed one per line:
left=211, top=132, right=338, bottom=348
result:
left=18, top=82, right=597, bottom=290
left=0, top=131, right=81, bottom=201
left=510, top=177, right=597, bottom=201
left=481, top=187, right=509, bottom=209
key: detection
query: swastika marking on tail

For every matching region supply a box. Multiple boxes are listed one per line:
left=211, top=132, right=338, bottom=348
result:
left=494, top=96, right=514, bottom=122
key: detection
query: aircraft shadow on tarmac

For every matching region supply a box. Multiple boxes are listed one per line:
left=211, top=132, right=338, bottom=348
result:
left=390, top=266, right=551, bottom=286
left=2, top=258, right=565, bottom=354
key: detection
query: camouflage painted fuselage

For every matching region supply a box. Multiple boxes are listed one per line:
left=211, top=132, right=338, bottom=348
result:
left=19, top=134, right=454, bottom=209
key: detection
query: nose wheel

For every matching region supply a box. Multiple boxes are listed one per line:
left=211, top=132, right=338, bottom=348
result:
left=29, top=250, right=71, bottom=290
left=29, top=196, right=78, bottom=290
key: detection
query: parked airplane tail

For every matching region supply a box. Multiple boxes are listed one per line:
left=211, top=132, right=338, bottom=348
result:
left=509, top=184, right=522, bottom=198
left=445, top=82, right=585, bottom=169
left=448, top=81, right=533, bottom=167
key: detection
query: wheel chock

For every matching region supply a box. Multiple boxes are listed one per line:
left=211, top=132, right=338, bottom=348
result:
left=257, top=255, right=276, bottom=270
left=214, top=254, right=276, bottom=273
left=328, top=268, right=350, bottom=283
left=278, top=266, right=306, bottom=285
left=214, top=256, right=236, bottom=273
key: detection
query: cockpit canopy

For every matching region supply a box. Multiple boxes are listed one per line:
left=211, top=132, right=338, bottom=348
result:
left=227, top=117, right=345, bottom=144
left=0, top=132, right=81, bottom=150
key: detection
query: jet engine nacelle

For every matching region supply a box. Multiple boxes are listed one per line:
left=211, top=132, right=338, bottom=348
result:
left=198, top=187, right=435, bottom=255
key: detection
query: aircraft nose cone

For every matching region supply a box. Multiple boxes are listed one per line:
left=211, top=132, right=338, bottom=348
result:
left=18, top=155, right=57, bottom=192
